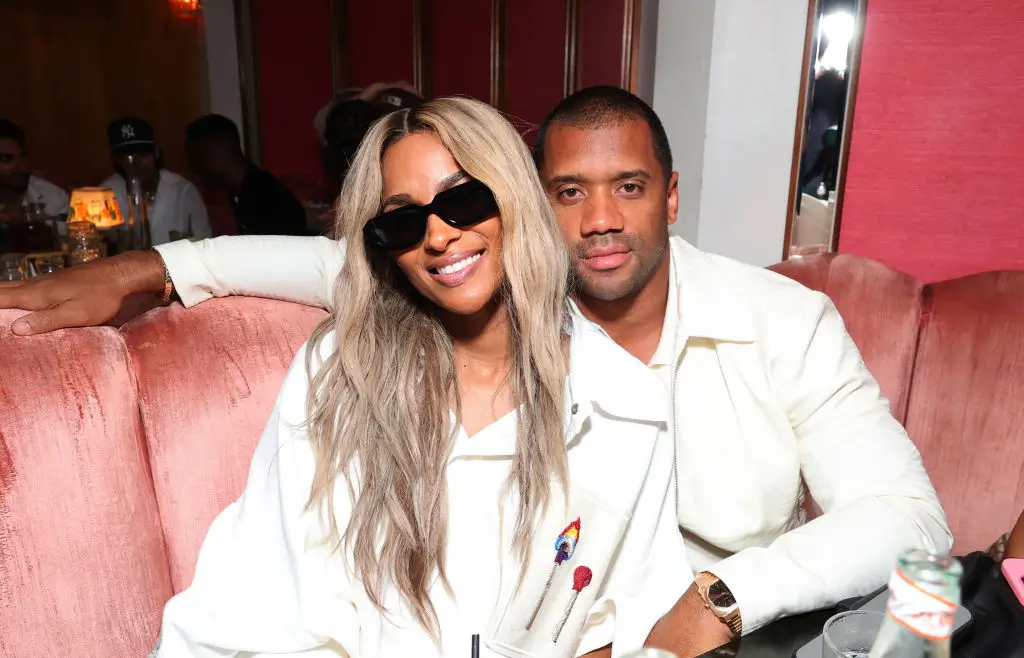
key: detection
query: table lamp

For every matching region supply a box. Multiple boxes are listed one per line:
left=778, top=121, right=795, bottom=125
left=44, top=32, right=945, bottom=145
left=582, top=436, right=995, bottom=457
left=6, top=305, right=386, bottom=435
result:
left=67, top=187, right=124, bottom=230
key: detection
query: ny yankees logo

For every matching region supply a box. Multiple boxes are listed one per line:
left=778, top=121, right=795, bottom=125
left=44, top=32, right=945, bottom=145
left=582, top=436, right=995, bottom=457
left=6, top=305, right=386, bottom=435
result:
left=121, top=124, right=136, bottom=140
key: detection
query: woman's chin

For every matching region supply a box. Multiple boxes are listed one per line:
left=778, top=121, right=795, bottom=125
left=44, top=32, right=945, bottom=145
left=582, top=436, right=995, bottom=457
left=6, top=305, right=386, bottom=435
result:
left=430, top=286, right=504, bottom=320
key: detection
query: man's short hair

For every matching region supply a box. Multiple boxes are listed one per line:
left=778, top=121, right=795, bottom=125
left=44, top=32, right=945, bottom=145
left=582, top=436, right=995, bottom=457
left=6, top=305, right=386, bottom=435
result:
left=185, top=114, right=243, bottom=153
left=534, top=86, right=673, bottom=182
left=0, top=119, right=26, bottom=149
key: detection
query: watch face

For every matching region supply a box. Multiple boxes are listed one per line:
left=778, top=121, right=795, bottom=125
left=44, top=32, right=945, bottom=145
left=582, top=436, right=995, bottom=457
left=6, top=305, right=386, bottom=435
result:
left=708, top=580, right=737, bottom=608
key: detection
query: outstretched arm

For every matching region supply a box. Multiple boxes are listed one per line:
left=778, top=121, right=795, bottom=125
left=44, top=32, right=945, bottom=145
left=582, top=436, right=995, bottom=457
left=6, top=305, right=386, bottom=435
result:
left=0, top=235, right=345, bottom=335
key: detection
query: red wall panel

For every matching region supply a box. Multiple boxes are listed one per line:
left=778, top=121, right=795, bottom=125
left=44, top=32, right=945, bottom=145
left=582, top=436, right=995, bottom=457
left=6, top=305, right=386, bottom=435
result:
left=840, top=0, right=1024, bottom=282
left=506, top=0, right=569, bottom=140
left=347, top=0, right=416, bottom=87
left=430, top=0, right=491, bottom=101
left=250, top=0, right=334, bottom=179
left=577, top=0, right=626, bottom=89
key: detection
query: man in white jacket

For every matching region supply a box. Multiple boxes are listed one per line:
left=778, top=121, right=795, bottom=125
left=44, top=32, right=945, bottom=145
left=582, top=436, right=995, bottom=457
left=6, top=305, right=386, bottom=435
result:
left=0, top=87, right=951, bottom=656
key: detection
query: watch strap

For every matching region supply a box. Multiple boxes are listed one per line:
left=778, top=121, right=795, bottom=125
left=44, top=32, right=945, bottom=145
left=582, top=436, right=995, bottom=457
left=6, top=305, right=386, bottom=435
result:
left=695, top=571, right=743, bottom=637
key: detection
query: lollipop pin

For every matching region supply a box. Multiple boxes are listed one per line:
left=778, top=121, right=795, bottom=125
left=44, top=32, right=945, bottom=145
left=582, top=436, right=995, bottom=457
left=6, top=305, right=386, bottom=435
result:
left=526, top=518, right=580, bottom=630
left=552, top=566, right=593, bottom=644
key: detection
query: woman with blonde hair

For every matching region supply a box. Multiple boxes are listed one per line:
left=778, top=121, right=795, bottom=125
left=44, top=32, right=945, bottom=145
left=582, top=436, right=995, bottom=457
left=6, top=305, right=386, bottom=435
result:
left=155, top=98, right=690, bottom=658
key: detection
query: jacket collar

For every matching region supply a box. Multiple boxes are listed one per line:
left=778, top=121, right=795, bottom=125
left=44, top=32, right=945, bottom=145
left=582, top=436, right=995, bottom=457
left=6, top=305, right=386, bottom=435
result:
left=668, top=237, right=758, bottom=344
left=449, top=312, right=669, bottom=460
left=565, top=312, right=669, bottom=426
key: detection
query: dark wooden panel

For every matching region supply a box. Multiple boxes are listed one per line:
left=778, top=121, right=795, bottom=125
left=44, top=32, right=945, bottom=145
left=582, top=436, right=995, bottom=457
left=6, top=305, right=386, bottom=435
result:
left=0, top=0, right=205, bottom=188
left=346, top=0, right=417, bottom=87
left=429, top=0, right=492, bottom=102
left=505, top=0, right=569, bottom=140
left=576, top=0, right=628, bottom=90
left=250, top=0, right=334, bottom=178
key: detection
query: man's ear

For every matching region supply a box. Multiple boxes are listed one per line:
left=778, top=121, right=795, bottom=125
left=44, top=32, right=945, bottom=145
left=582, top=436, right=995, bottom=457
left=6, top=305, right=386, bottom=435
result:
left=666, top=171, right=679, bottom=226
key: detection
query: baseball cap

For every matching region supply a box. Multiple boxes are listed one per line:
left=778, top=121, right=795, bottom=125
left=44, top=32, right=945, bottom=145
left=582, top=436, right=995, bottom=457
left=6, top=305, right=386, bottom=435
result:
left=366, top=84, right=423, bottom=112
left=108, top=117, right=157, bottom=152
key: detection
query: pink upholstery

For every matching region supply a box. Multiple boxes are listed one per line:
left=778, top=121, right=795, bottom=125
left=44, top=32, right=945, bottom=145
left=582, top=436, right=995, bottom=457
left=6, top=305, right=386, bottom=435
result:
left=0, top=299, right=325, bottom=657
left=903, top=272, right=1024, bottom=554
left=0, top=316, right=172, bottom=658
left=770, top=254, right=923, bottom=423
left=123, top=299, right=327, bottom=592
left=771, top=255, right=1024, bottom=554
left=1, top=256, right=1021, bottom=653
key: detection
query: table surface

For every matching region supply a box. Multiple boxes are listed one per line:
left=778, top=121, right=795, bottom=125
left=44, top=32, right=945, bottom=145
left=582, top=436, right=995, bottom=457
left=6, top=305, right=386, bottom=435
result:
left=697, top=609, right=835, bottom=658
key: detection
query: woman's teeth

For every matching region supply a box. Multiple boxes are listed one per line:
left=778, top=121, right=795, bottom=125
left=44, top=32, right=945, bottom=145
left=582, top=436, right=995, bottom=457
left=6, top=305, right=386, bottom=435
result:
left=436, top=253, right=481, bottom=275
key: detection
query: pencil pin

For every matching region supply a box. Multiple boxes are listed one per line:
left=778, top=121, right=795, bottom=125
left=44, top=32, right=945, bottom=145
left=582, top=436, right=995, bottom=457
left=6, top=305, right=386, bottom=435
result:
left=525, top=518, right=580, bottom=630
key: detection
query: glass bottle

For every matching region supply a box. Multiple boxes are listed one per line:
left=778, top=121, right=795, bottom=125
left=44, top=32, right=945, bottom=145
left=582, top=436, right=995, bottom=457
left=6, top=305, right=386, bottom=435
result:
left=868, top=549, right=962, bottom=658
left=124, top=153, right=153, bottom=250
left=67, top=221, right=102, bottom=266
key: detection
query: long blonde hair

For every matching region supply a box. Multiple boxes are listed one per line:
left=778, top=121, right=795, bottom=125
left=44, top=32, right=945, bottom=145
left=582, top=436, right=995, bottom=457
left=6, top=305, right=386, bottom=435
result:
left=305, top=98, right=572, bottom=633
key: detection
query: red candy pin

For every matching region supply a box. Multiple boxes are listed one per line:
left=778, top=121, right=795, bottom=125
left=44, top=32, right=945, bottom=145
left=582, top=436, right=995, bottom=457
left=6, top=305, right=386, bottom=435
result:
left=552, top=566, right=593, bottom=643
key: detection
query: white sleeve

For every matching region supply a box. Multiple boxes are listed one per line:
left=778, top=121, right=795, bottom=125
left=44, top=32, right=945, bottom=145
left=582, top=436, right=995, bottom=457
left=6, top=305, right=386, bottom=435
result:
left=153, top=235, right=345, bottom=309
left=50, top=184, right=70, bottom=215
left=156, top=345, right=360, bottom=657
left=709, top=294, right=952, bottom=633
left=575, top=427, right=692, bottom=657
left=182, top=184, right=212, bottom=240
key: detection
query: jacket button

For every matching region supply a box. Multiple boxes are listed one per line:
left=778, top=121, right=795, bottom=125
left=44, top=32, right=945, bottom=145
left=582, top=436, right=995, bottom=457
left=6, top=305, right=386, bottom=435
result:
left=571, top=403, right=579, bottom=414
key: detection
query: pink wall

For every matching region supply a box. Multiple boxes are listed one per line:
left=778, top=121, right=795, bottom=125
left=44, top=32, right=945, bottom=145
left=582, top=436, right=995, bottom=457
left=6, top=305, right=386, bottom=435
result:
left=840, top=0, right=1024, bottom=282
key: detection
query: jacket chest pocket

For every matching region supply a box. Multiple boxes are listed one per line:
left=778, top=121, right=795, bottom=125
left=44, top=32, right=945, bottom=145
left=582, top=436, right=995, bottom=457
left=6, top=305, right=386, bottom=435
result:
left=486, top=490, right=629, bottom=658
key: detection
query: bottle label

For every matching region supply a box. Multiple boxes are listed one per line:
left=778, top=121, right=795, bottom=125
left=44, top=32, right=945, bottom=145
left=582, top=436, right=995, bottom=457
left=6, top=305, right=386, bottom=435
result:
left=886, top=568, right=956, bottom=641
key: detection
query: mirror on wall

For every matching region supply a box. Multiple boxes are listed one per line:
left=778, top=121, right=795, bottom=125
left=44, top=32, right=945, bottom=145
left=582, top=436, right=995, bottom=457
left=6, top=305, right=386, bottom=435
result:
left=785, top=0, right=867, bottom=258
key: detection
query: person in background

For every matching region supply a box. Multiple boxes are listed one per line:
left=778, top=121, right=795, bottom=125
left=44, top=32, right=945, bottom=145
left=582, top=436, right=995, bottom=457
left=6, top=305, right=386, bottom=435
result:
left=319, top=82, right=425, bottom=204
left=0, top=118, right=69, bottom=220
left=319, top=99, right=389, bottom=206
left=100, top=117, right=211, bottom=245
left=185, top=114, right=307, bottom=236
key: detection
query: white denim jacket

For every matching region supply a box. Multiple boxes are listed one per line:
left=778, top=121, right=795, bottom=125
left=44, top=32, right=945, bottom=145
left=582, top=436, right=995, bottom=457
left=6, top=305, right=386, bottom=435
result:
left=155, top=318, right=690, bottom=657
left=155, top=235, right=952, bottom=634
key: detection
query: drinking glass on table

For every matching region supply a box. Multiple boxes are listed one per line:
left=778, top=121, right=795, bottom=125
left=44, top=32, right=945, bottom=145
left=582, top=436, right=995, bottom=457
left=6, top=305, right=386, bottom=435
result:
left=822, top=610, right=885, bottom=657
left=32, top=255, right=65, bottom=276
left=0, top=253, right=27, bottom=281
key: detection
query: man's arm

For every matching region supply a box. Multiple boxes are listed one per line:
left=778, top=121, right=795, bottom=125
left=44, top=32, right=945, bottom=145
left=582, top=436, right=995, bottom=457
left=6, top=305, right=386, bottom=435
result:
left=154, top=235, right=343, bottom=308
left=709, top=293, right=952, bottom=634
left=0, top=235, right=345, bottom=335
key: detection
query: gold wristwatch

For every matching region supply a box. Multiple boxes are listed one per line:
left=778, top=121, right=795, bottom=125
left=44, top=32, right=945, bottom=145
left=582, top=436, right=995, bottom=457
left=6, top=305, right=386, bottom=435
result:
left=694, top=571, right=742, bottom=637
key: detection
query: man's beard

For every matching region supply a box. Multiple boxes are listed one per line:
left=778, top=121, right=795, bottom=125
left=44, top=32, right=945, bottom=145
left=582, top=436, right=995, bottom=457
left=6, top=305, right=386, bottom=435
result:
left=571, top=232, right=665, bottom=303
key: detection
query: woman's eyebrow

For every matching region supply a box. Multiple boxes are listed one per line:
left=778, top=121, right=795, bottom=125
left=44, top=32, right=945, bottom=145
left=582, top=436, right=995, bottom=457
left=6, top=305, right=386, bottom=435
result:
left=435, top=170, right=469, bottom=193
left=381, top=192, right=415, bottom=208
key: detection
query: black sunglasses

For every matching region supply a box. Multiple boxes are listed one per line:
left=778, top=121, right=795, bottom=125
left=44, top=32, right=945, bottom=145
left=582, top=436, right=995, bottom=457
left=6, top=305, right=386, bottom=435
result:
left=362, top=179, right=498, bottom=250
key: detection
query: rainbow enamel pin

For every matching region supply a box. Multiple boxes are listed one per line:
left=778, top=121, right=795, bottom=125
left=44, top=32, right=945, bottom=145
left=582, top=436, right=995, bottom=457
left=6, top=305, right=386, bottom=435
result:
left=525, top=517, right=581, bottom=630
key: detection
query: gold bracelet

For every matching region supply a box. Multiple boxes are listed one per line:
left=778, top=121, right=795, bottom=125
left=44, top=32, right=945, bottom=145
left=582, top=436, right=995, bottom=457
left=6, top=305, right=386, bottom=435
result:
left=157, top=254, right=174, bottom=306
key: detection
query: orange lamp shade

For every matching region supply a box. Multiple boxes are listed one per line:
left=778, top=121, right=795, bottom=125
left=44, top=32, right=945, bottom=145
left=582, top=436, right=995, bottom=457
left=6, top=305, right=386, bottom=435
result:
left=170, top=0, right=201, bottom=18
left=67, top=187, right=124, bottom=229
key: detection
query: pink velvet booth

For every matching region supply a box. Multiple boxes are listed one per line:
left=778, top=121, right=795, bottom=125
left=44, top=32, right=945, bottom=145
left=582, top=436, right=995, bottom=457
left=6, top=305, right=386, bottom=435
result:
left=1, top=253, right=1022, bottom=655
left=0, top=299, right=326, bottom=658
left=770, top=254, right=1024, bottom=556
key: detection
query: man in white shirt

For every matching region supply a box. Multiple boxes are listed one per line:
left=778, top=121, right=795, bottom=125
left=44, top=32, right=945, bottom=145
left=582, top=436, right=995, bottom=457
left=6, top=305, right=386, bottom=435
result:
left=101, top=117, right=211, bottom=245
left=0, top=88, right=951, bottom=656
left=0, top=119, right=69, bottom=220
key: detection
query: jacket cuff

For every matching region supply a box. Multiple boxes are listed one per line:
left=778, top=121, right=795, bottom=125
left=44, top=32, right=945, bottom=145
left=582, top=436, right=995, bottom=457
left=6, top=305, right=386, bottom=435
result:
left=705, top=549, right=781, bottom=635
left=152, top=240, right=215, bottom=308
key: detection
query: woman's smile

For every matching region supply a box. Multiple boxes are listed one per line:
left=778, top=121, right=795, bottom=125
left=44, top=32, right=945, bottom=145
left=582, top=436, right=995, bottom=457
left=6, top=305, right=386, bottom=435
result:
left=428, top=249, right=485, bottom=287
